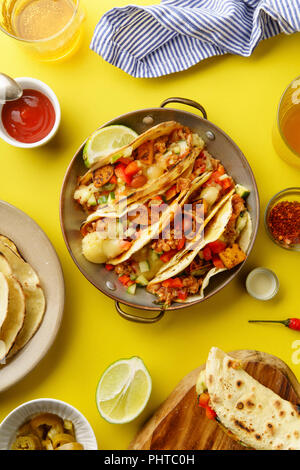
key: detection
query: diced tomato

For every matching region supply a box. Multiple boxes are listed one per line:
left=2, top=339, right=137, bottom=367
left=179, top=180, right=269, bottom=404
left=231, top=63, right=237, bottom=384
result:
left=177, top=290, right=188, bottom=301
left=125, top=161, right=140, bottom=176
left=105, top=264, right=114, bottom=271
left=109, top=174, right=117, bottom=184
left=118, top=157, right=132, bottom=165
left=203, top=246, right=212, bottom=261
left=203, top=165, right=226, bottom=188
left=118, top=275, right=131, bottom=286
left=212, top=255, right=225, bottom=269
left=205, top=406, right=217, bottom=420
left=162, top=278, right=183, bottom=289
left=165, top=184, right=177, bottom=201
left=198, top=392, right=210, bottom=408
left=115, top=163, right=132, bottom=185
left=160, top=249, right=178, bottom=263
left=177, top=238, right=186, bottom=251
left=208, top=240, right=227, bottom=254
left=218, top=177, right=232, bottom=191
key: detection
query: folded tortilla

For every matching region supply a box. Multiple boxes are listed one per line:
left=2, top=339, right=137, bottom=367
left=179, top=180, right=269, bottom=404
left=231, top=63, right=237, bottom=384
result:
left=204, top=347, right=300, bottom=450
left=110, top=172, right=212, bottom=265
left=78, top=121, right=204, bottom=215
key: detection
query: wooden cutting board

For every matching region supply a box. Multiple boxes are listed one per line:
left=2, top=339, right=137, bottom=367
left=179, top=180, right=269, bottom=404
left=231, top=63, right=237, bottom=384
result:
left=129, top=350, right=300, bottom=450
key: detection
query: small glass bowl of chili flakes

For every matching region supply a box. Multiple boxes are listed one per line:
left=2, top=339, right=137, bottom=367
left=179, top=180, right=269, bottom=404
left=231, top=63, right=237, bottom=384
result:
left=264, top=187, right=300, bottom=251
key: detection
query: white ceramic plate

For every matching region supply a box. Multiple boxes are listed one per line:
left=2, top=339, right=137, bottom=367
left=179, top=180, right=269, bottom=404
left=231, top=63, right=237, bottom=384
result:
left=0, top=398, right=98, bottom=450
left=0, top=200, right=64, bottom=392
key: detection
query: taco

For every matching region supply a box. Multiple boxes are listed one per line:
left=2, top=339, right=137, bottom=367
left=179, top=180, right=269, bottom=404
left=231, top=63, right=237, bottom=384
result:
left=147, top=192, right=251, bottom=306
left=196, top=347, right=300, bottom=450
left=74, top=121, right=205, bottom=214
left=81, top=172, right=211, bottom=269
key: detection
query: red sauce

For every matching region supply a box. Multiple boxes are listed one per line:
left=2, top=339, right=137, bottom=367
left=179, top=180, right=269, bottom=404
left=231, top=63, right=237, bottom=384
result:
left=1, top=89, right=56, bottom=143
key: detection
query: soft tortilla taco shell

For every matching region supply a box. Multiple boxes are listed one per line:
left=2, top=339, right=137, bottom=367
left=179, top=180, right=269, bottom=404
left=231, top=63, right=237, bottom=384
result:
left=110, top=173, right=212, bottom=266
left=80, top=121, right=183, bottom=186
left=206, top=347, right=300, bottom=450
left=0, top=242, right=46, bottom=358
left=148, top=191, right=234, bottom=287
left=176, top=208, right=252, bottom=303
left=82, top=146, right=202, bottom=225
left=0, top=275, right=25, bottom=361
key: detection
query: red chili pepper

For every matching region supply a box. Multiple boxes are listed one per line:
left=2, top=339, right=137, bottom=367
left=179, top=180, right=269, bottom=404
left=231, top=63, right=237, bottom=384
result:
left=249, top=318, right=300, bottom=331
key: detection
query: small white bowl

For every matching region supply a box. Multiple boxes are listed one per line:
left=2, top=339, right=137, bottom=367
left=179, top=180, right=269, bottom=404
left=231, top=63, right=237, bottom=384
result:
left=246, top=267, right=279, bottom=301
left=0, top=398, right=98, bottom=450
left=0, top=77, right=61, bottom=148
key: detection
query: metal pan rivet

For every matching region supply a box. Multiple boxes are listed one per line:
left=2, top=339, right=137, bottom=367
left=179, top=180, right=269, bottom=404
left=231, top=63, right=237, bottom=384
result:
left=143, top=116, right=154, bottom=125
left=106, top=281, right=116, bottom=291
left=206, top=131, right=215, bottom=140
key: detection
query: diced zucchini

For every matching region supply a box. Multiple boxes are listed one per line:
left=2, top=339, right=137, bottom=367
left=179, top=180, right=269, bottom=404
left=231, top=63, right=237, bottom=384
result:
left=150, top=250, right=160, bottom=263
left=127, top=283, right=136, bottom=295
left=235, top=184, right=250, bottom=199
left=236, top=212, right=247, bottom=233
left=191, top=267, right=210, bottom=277
left=87, top=194, right=97, bottom=206
left=130, top=274, right=138, bottom=281
left=139, top=260, right=150, bottom=273
left=108, top=191, right=115, bottom=204
left=136, top=274, right=149, bottom=286
left=103, top=183, right=116, bottom=191
left=98, top=195, right=108, bottom=205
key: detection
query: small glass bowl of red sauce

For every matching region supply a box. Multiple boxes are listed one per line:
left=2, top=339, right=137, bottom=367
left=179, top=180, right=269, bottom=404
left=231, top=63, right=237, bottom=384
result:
left=264, top=187, right=300, bottom=251
left=0, top=77, right=60, bottom=148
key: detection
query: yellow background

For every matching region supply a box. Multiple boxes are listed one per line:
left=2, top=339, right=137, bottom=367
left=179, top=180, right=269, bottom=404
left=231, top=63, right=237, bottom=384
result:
left=0, top=0, right=300, bottom=450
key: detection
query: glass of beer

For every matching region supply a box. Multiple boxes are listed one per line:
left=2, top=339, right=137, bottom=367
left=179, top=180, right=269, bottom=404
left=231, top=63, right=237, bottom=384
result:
left=273, top=76, right=300, bottom=169
left=0, top=0, right=85, bottom=61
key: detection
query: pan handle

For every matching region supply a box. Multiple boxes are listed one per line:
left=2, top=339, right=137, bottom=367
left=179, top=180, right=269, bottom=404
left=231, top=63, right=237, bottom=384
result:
left=160, top=97, right=207, bottom=120
left=115, top=301, right=165, bottom=324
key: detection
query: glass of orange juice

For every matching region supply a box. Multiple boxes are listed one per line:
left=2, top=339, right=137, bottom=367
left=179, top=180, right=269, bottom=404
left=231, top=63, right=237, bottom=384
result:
left=0, top=0, right=85, bottom=61
left=273, top=76, right=300, bottom=169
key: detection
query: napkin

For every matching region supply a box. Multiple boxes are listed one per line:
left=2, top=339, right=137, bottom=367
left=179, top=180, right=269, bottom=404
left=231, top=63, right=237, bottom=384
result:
left=91, top=0, right=300, bottom=78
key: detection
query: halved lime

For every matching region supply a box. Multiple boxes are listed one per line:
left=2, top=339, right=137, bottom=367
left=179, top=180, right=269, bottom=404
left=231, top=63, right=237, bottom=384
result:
left=96, top=357, right=152, bottom=424
left=83, top=125, right=138, bottom=168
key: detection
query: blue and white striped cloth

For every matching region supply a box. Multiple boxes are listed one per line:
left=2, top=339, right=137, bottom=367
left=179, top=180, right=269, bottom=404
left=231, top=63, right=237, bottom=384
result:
left=91, top=0, right=300, bottom=78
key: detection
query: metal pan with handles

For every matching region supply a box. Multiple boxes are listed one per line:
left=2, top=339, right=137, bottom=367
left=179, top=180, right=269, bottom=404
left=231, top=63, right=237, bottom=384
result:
left=60, top=98, right=259, bottom=323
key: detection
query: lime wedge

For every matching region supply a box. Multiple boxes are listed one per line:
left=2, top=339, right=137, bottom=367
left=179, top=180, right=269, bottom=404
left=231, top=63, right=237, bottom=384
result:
left=96, top=357, right=152, bottom=424
left=83, top=125, right=138, bottom=168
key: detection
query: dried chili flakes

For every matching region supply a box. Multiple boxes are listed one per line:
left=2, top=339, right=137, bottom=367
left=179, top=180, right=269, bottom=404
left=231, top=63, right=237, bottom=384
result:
left=268, top=201, right=300, bottom=245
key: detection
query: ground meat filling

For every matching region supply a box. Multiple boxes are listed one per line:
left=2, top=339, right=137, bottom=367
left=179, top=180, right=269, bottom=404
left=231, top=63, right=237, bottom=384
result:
left=223, top=194, right=245, bottom=244
left=147, top=275, right=203, bottom=304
